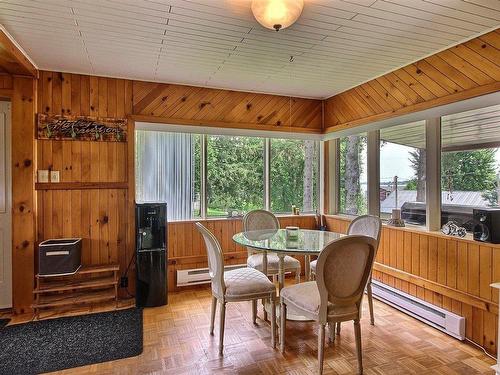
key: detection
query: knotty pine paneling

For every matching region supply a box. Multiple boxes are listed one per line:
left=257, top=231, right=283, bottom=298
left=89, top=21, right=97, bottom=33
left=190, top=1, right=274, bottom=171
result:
left=12, top=76, right=36, bottom=314
left=325, top=215, right=499, bottom=355
left=36, top=189, right=127, bottom=266
left=324, top=29, right=500, bottom=131
left=36, top=72, right=131, bottom=186
left=167, top=215, right=317, bottom=292
left=132, top=81, right=322, bottom=132
left=0, top=73, right=13, bottom=99
left=35, top=71, right=134, bottom=302
left=0, top=73, right=12, bottom=89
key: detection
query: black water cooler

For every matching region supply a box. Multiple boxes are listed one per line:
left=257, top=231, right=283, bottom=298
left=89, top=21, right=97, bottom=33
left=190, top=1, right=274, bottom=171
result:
left=136, top=202, right=167, bottom=307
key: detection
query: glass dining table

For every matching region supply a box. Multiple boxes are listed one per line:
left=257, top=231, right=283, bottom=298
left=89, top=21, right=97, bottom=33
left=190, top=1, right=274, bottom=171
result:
left=233, top=228, right=344, bottom=321
left=233, top=228, right=344, bottom=292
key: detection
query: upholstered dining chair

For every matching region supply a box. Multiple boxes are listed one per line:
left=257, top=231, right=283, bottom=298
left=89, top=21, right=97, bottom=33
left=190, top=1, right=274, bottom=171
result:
left=310, top=215, right=381, bottom=326
left=243, top=210, right=301, bottom=283
left=280, top=235, right=378, bottom=375
left=195, top=222, right=277, bottom=355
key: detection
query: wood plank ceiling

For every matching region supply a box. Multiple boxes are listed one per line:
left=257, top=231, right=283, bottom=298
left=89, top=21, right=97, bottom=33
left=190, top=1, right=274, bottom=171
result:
left=0, top=0, right=499, bottom=99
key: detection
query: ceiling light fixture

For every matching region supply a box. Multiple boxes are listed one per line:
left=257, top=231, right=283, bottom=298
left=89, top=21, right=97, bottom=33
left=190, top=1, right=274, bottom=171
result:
left=251, top=0, right=304, bottom=32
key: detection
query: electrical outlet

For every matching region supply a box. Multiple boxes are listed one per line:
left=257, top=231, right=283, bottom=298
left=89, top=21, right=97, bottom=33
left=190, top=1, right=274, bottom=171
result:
left=38, top=170, right=49, bottom=183
left=50, top=170, right=60, bottom=183
left=120, top=276, right=128, bottom=288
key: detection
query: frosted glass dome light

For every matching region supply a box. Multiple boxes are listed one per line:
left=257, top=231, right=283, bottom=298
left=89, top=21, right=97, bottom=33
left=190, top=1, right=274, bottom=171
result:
left=251, top=0, right=304, bottom=31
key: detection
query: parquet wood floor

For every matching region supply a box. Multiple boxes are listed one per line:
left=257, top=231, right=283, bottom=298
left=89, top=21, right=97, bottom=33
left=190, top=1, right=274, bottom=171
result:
left=5, top=285, right=497, bottom=374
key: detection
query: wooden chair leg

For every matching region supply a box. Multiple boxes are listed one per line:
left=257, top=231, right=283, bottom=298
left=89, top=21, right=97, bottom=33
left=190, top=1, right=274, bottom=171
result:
left=219, top=301, right=226, bottom=356
left=262, top=298, right=268, bottom=322
left=336, top=322, right=341, bottom=335
left=280, top=302, right=287, bottom=353
left=295, top=269, right=300, bottom=283
left=210, top=295, right=217, bottom=335
left=367, top=281, right=375, bottom=325
left=354, top=320, right=363, bottom=375
left=270, top=297, right=276, bottom=348
left=252, top=299, right=257, bottom=324
left=328, top=322, right=335, bottom=344
left=272, top=275, right=277, bottom=284
left=318, top=324, right=325, bottom=375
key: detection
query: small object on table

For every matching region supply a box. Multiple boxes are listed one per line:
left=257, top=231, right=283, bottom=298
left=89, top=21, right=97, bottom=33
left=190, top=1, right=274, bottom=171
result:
left=441, top=221, right=467, bottom=237
left=315, top=211, right=327, bottom=231
left=291, top=205, right=296, bottom=215
left=286, top=226, right=299, bottom=239
left=387, top=208, right=405, bottom=227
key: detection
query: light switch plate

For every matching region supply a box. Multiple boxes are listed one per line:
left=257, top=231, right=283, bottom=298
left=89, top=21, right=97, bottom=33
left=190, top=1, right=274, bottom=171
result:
left=38, top=170, right=49, bottom=183
left=50, top=170, right=60, bottom=183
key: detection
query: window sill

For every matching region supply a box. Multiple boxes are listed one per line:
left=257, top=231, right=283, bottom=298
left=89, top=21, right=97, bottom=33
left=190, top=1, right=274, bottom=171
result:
left=170, top=213, right=317, bottom=225
left=325, top=214, right=500, bottom=249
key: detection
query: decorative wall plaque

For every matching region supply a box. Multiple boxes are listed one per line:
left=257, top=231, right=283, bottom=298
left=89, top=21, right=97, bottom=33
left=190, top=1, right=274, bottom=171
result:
left=37, top=114, right=127, bottom=142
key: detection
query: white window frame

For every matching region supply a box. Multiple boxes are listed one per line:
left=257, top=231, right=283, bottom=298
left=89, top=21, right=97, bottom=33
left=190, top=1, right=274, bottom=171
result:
left=135, top=122, right=323, bottom=220
left=326, top=91, right=500, bottom=232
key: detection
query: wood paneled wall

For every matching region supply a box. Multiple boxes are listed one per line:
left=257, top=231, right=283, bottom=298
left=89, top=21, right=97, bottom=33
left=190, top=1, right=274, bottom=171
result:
left=325, top=216, right=499, bottom=355
left=11, top=76, right=36, bottom=314
left=132, top=81, right=322, bottom=132
left=0, top=73, right=12, bottom=89
left=324, top=29, right=500, bottom=131
left=35, top=71, right=134, bottom=303
left=30, top=70, right=323, bottom=310
left=167, top=216, right=317, bottom=292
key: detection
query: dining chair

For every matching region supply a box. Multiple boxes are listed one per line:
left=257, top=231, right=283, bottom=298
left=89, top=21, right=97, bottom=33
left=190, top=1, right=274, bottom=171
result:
left=280, top=235, right=378, bottom=375
left=310, top=215, right=381, bottom=326
left=243, top=210, right=301, bottom=284
left=195, top=222, right=277, bottom=355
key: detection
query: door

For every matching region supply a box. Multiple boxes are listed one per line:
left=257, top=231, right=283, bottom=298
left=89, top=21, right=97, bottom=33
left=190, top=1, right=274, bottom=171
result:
left=0, top=101, right=11, bottom=308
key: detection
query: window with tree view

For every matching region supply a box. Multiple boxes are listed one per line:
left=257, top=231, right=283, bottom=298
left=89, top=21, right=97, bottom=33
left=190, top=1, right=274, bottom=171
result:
left=206, top=135, right=264, bottom=217
left=136, top=131, right=320, bottom=220
left=270, top=139, right=319, bottom=213
left=440, top=104, right=500, bottom=231
left=380, top=121, right=426, bottom=225
left=339, top=133, right=367, bottom=215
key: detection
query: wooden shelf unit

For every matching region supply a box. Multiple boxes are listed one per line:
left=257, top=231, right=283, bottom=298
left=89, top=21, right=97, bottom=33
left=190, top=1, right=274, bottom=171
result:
left=33, top=264, right=120, bottom=318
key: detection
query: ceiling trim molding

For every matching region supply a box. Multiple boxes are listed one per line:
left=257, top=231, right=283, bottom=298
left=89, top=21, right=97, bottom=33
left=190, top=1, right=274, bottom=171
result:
left=0, top=25, right=38, bottom=78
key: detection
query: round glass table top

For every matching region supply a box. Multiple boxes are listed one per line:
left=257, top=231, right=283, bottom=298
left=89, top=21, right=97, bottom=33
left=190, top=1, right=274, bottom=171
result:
left=232, top=229, right=344, bottom=254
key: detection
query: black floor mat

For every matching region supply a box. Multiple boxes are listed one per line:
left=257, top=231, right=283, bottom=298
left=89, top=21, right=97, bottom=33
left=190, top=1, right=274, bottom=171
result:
left=0, top=308, right=143, bottom=375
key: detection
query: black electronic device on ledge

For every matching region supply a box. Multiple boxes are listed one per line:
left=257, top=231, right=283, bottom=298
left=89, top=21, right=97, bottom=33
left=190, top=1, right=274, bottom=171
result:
left=473, top=208, right=500, bottom=244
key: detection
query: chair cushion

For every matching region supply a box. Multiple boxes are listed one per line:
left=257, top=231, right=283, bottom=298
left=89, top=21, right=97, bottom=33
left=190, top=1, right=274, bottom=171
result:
left=280, top=281, right=358, bottom=318
left=224, top=267, right=276, bottom=299
left=247, top=253, right=301, bottom=273
left=310, top=259, right=317, bottom=273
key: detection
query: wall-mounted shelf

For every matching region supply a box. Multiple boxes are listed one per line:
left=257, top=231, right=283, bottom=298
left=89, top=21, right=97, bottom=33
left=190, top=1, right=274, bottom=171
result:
left=35, top=182, right=128, bottom=190
left=33, top=264, right=120, bottom=319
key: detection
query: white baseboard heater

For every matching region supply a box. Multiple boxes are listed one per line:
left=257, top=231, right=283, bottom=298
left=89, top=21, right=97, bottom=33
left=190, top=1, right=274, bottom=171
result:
left=371, top=280, right=465, bottom=340
left=177, top=264, right=247, bottom=287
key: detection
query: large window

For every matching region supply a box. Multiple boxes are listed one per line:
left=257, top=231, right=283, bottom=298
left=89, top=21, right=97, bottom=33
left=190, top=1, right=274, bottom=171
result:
left=380, top=121, right=426, bottom=225
left=270, top=139, right=319, bottom=213
left=440, top=104, right=500, bottom=230
left=206, top=135, right=264, bottom=217
left=339, top=133, right=367, bottom=215
left=333, top=102, right=500, bottom=232
left=136, top=130, right=320, bottom=220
